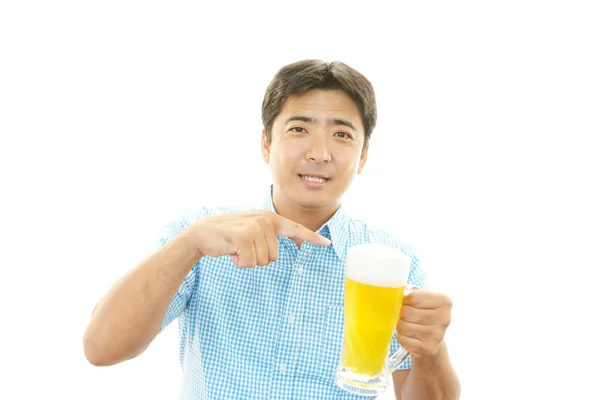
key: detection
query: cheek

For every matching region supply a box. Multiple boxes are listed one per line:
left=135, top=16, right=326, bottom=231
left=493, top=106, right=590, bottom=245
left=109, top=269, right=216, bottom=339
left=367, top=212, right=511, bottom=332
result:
left=275, top=144, right=303, bottom=164
left=337, top=153, right=362, bottom=173
left=269, top=144, right=295, bottom=171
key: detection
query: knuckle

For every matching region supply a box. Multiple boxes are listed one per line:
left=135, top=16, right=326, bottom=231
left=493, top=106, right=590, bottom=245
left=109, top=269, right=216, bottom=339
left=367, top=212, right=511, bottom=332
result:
left=250, top=220, right=262, bottom=232
left=258, top=215, right=273, bottom=228
left=239, top=234, right=253, bottom=246
left=240, top=230, right=256, bottom=245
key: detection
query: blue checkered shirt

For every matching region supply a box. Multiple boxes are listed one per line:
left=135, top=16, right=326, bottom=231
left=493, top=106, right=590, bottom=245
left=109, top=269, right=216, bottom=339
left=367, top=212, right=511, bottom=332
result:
left=157, top=188, right=428, bottom=399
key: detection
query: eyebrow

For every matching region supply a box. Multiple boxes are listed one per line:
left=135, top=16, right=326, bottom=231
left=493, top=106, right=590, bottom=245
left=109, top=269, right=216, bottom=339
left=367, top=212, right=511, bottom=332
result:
left=284, top=115, right=357, bottom=132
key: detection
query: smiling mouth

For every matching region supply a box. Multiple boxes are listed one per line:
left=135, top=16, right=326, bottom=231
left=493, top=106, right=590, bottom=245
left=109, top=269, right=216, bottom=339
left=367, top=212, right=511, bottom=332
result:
left=299, top=174, right=329, bottom=183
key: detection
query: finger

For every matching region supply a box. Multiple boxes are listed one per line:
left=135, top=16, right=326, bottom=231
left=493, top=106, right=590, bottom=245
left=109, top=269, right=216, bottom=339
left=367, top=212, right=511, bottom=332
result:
left=272, top=215, right=331, bottom=246
left=396, top=320, right=433, bottom=341
left=256, top=214, right=279, bottom=262
left=235, top=237, right=257, bottom=268
left=400, top=305, right=439, bottom=325
left=254, top=233, right=269, bottom=266
left=395, top=334, right=431, bottom=357
left=403, top=290, right=449, bottom=309
left=263, top=224, right=279, bottom=262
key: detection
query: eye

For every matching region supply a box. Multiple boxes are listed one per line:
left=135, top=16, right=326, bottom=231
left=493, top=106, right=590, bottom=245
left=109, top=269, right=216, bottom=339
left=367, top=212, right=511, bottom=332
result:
left=289, top=127, right=307, bottom=133
left=334, top=131, right=352, bottom=139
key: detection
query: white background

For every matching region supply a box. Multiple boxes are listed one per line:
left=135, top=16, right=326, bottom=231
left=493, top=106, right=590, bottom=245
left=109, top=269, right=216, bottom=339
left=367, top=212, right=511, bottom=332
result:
left=1, top=1, right=599, bottom=399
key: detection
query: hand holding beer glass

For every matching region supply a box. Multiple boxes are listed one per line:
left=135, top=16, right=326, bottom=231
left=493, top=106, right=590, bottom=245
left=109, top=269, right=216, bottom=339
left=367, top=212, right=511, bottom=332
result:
left=335, top=243, right=414, bottom=396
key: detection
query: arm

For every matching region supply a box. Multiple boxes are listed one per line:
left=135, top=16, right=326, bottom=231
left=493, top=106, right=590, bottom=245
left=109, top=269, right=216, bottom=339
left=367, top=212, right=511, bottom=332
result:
left=83, top=227, right=203, bottom=367
left=82, top=209, right=329, bottom=367
left=393, top=341, right=461, bottom=399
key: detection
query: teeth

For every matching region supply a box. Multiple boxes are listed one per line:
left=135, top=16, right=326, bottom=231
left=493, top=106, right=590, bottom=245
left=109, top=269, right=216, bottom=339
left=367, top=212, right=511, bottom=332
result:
left=302, top=175, right=327, bottom=183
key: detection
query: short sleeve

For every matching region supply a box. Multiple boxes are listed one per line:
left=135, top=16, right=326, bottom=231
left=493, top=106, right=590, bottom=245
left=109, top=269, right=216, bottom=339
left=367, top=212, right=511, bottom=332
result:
left=155, top=209, right=205, bottom=334
left=388, top=248, right=429, bottom=371
left=158, top=265, right=199, bottom=333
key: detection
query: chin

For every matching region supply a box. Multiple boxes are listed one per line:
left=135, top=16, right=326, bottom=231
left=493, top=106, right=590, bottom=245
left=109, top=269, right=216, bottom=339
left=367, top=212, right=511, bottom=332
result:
left=296, top=199, right=330, bottom=210
left=290, top=188, right=339, bottom=210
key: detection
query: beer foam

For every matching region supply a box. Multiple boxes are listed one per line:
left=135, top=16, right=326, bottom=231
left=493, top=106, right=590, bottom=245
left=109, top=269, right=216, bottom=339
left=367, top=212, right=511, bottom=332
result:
left=346, top=243, right=411, bottom=287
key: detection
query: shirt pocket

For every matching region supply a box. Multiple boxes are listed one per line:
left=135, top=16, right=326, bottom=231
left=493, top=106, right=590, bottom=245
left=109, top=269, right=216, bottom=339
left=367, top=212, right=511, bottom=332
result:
left=316, top=303, right=345, bottom=379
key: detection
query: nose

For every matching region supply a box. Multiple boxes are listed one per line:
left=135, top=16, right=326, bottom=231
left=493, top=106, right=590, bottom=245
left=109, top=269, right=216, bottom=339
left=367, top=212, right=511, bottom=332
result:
left=305, top=133, right=331, bottom=163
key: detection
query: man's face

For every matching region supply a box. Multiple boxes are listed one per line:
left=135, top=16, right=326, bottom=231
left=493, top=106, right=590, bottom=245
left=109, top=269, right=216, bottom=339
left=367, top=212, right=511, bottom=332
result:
left=262, top=89, right=369, bottom=211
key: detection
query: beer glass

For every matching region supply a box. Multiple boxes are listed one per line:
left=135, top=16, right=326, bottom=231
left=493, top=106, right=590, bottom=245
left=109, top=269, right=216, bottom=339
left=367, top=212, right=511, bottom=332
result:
left=334, top=243, right=414, bottom=397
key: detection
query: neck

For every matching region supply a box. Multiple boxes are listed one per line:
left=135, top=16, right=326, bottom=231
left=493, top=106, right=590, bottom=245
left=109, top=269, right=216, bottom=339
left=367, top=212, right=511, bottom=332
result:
left=271, top=186, right=340, bottom=233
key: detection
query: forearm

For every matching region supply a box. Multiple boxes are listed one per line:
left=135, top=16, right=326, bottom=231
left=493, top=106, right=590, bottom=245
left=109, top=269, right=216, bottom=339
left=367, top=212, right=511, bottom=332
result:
left=83, top=228, right=203, bottom=366
left=400, top=342, right=461, bottom=400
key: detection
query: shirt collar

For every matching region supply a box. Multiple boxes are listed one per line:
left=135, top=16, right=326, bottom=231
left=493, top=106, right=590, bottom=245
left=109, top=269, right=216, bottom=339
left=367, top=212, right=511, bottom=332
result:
left=262, top=185, right=349, bottom=262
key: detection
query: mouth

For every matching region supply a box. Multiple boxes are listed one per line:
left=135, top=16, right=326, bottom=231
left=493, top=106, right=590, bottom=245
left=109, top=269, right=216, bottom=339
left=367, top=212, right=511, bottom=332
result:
left=298, top=174, right=330, bottom=184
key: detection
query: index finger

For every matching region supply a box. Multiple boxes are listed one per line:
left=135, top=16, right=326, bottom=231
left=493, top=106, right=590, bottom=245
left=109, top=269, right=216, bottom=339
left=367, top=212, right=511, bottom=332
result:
left=272, top=215, right=331, bottom=246
left=403, top=290, right=447, bottom=309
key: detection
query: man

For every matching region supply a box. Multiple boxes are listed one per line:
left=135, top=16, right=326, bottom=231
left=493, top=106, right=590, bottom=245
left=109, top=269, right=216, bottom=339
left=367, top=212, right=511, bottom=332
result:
left=83, top=59, right=461, bottom=399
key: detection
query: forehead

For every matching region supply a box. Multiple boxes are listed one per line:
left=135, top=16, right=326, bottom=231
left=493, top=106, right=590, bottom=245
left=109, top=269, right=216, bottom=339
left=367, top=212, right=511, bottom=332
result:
left=276, top=89, right=364, bottom=130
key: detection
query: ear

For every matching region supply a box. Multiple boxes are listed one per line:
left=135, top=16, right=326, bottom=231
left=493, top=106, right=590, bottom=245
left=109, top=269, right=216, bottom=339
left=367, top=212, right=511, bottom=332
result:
left=357, top=142, right=369, bottom=174
left=261, top=129, right=271, bottom=164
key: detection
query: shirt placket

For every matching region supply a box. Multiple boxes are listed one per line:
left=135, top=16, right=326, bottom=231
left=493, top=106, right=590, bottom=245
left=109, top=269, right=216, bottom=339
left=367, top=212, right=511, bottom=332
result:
left=270, top=240, right=314, bottom=396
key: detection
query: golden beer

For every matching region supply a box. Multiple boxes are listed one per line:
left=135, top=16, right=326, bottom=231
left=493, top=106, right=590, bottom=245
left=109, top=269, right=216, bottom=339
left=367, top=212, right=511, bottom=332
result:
left=335, top=243, right=412, bottom=396
left=341, top=277, right=405, bottom=376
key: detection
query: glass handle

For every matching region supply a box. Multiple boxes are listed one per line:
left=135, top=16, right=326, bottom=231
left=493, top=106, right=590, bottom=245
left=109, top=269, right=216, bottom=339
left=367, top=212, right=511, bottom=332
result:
left=386, top=284, right=418, bottom=374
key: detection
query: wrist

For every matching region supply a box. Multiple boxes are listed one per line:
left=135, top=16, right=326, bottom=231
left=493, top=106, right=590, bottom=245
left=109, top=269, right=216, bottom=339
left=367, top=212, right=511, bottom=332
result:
left=181, top=222, right=206, bottom=259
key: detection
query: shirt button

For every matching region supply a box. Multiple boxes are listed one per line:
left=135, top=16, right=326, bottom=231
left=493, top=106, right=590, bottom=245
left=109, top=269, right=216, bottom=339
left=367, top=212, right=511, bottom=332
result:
left=288, top=314, right=295, bottom=324
left=297, top=266, right=304, bottom=274
left=280, top=364, right=286, bottom=374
